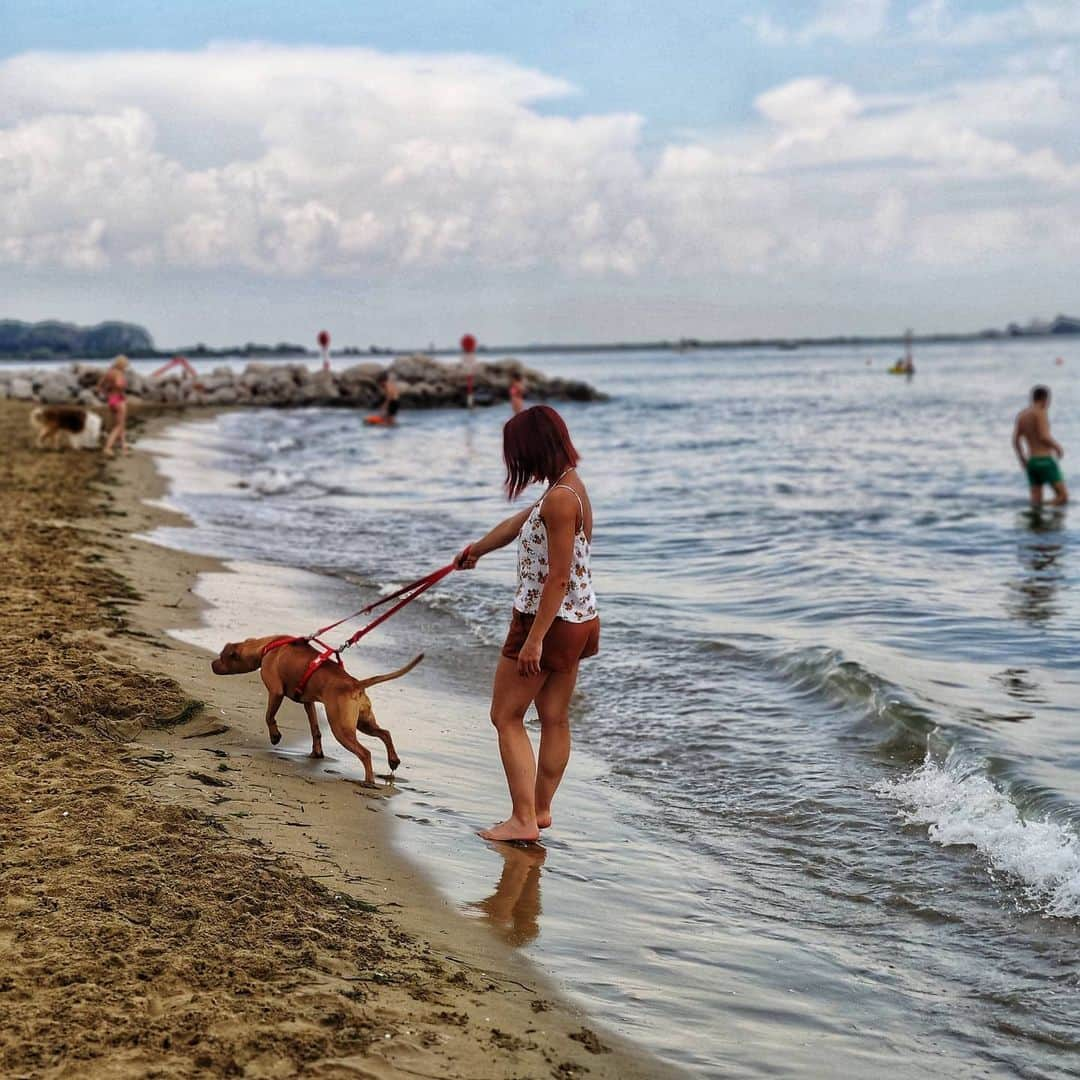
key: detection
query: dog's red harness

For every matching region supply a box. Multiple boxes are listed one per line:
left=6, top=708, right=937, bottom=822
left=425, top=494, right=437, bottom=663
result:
left=259, top=634, right=342, bottom=701
left=259, top=557, right=463, bottom=701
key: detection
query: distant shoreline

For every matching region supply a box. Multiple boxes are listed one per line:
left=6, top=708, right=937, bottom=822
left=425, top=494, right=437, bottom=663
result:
left=3, top=330, right=1078, bottom=363
left=3, top=315, right=1078, bottom=362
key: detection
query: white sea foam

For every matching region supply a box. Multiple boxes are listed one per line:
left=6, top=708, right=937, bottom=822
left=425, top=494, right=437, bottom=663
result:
left=267, top=436, right=301, bottom=453
left=251, top=468, right=308, bottom=496
left=878, top=757, right=1080, bottom=918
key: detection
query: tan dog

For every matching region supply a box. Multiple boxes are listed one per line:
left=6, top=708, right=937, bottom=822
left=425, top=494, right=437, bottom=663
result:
left=211, top=636, right=421, bottom=783
left=31, top=405, right=102, bottom=450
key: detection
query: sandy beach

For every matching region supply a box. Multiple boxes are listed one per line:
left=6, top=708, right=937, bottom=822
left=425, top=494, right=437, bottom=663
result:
left=0, top=398, right=677, bottom=1080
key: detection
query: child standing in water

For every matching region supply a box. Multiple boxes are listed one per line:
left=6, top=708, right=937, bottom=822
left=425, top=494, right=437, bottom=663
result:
left=97, top=355, right=130, bottom=457
left=455, top=406, right=599, bottom=842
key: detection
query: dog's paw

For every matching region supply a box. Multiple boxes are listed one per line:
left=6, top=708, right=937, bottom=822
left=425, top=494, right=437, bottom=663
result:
left=389, top=757, right=401, bottom=771
left=270, top=731, right=282, bottom=745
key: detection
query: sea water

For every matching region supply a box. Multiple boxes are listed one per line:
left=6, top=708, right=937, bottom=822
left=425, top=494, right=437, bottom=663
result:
left=138, top=339, right=1079, bottom=1078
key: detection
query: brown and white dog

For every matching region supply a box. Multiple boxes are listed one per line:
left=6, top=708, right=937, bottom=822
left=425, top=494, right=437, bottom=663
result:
left=211, top=636, right=422, bottom=783
left=30, top=405, right=102, bottom=450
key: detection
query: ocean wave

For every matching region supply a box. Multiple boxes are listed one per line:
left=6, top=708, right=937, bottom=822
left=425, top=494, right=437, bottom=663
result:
left=877, top=756, right=1080, bottom=919
left=250, top=469, right=316, bottom=497
left=773, top=646, right=934, bottom=752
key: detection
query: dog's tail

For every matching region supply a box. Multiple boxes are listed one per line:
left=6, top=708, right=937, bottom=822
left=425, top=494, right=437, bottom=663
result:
left=357, top=653, right=424, bottom=690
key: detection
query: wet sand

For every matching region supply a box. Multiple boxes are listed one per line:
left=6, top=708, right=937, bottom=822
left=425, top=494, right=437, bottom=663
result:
left=0, top=400, right=678, bottom=1080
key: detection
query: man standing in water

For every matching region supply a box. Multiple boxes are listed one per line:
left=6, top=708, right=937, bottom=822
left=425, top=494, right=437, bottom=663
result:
left=1013, top=386, right=1068, bottom=506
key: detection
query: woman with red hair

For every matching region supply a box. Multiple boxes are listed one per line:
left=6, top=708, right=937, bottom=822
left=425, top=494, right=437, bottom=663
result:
left=456, top=406, right=599, bottom=842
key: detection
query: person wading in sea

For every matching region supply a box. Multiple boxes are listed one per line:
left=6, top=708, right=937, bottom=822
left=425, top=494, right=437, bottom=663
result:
left=455, top=406, right=599, bottom=842
left=377, top=370, right=400, bottom=425
left=1014, top=385, right=1068, bottom=506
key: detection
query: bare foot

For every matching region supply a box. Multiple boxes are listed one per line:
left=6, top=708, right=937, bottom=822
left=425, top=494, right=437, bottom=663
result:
left=536, top=811, right=552, bottom=830
left=478, top=818, right=540, bottom=843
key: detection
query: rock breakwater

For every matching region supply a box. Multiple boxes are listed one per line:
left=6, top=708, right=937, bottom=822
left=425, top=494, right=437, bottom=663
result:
left=0, top=355, right=603, bottom=411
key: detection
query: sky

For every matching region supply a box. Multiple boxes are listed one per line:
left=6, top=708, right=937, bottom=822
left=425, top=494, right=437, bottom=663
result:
left=1, top=0, right=1078, bottom=348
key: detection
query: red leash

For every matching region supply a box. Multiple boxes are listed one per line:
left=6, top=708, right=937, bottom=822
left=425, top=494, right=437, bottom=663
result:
left=308, top=560, right=458, bottom=641
left=260, top=554, right=465, bottom=700
left=337, top=562, right=457, bottom=652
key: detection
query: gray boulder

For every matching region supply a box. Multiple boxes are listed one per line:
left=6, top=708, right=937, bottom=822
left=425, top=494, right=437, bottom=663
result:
left=126, top=372, right=149, bottom=397
left=9, top=376, right=35, bottom=400
left=197, top=372, right=233, bottom=393
left=392, top=353, right=446, bottom=383
left=207, top=386, right=239, bottom=406
left=340, top=362, right=383, bottom=382
left=73, top=365, right=102, bottom=388
left=338, top=380, right=379, bottom=407
left=38, top=374, right=79, bottom=404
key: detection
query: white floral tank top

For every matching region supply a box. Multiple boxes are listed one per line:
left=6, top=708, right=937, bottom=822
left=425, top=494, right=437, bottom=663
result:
left=514, top=484, right=597, bottom=623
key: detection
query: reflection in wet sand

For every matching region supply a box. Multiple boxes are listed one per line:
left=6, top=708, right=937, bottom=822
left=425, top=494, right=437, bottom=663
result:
left=1006, top=509, right=1067, bottom=625
left=468, top=842, right=547, bottom=947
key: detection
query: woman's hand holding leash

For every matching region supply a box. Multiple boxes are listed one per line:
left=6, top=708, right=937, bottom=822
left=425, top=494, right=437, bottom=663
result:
left=454, top=544, right=477, bottom=570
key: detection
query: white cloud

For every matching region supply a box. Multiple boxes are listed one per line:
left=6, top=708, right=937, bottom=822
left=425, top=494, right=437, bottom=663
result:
left=751, top=1, right=1080, bottom=50
left=0, top=43, right=1078, bottom=287
left=646, top=69, right=1080, bottom=273
left=907, top=0, right=1080, bottom=45
left=746, top=0, right=892, bottom=45
left=755, top=78, right=863, bottom=138
left=0, top=45, right=652, bottom=276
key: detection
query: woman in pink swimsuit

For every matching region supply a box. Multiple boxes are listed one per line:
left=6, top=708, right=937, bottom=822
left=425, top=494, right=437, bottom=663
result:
left=456, top=406, right=599, bottom=842
left=97, top=355, right=130, bottom=457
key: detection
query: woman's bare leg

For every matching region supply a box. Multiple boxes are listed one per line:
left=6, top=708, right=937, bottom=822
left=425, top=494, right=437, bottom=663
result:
left=103, top=415, right=120, bottom=456
left=481, top=655, right=548, bottom=842
left=533, top=664, right=579, bottom=830
left=103, top=404, right=127, bottom=456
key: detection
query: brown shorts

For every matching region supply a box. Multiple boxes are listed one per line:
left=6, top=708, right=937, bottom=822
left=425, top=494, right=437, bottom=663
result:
left=501, top=609, right=600, bottom=673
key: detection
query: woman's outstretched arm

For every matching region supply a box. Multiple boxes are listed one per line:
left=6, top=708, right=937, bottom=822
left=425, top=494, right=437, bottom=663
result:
left=456, top=504, right=534, bottom=568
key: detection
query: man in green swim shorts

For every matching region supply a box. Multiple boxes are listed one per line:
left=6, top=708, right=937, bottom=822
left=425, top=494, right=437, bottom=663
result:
left=1013, top=385, right=1068, bottom=506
